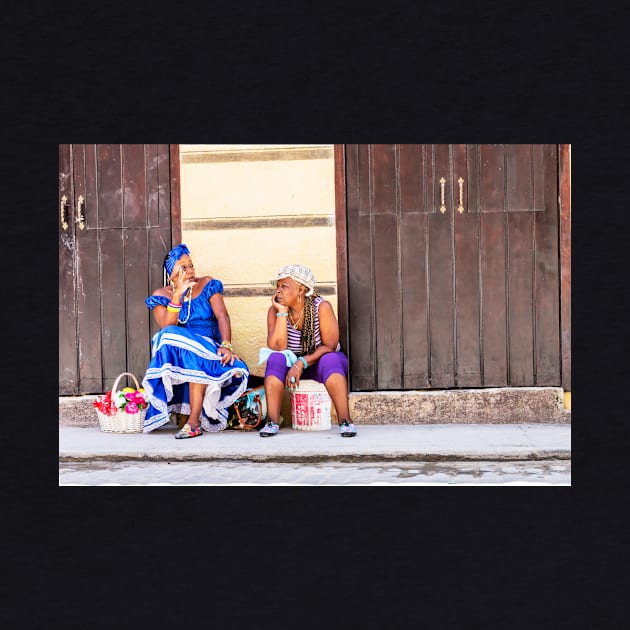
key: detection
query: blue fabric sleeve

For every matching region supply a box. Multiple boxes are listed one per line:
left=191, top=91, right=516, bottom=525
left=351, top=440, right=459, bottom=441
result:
left=145, top=295, right=170, bottom=310
left=203, top=278, right=224, bottom=299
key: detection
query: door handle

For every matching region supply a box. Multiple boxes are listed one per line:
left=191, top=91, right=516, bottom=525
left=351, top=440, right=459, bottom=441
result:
left=439, top=177, right=447, bottom=214
left=457, top=177, right=465, bottom=213
left=76, top=195, right=86, bottom=230
left=60, top=195, right=69, bottom=231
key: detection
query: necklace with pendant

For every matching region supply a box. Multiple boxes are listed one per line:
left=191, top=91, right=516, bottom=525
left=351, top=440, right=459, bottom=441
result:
left=178, top=286, right=193, bottom=324
left=288, top=307, right=304, bottom=330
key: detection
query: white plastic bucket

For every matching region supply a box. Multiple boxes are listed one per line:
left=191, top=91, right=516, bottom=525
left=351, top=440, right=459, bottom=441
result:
left=291, top=380, right=332, bottom=431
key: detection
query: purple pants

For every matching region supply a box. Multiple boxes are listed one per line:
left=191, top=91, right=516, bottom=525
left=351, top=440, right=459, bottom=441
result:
left=264, top=351, right=348, bottom=385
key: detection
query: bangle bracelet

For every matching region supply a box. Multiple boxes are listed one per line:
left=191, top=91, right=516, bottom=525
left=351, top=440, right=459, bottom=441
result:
left=168, top=301, right=182, bottom=308
left=167, top=305, right=182, bottom=312
left=221, top=340, right=233, bottom=352
left=276, top=312, right=288, bottom=317
left=298, top=356, right=308, bottom=370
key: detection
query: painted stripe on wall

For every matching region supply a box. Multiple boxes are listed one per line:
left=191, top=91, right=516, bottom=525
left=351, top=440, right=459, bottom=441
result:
left=181, top=147, right=334, bottom=164
left=223, top=284, right=337, bottom=297
left=183, top=214, right=335, bottom=230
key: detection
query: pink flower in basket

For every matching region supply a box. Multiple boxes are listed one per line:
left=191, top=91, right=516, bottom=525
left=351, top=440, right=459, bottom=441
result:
left=132, top=393, right=147, bottom=407
left=125, top=401, right=139, bottom=414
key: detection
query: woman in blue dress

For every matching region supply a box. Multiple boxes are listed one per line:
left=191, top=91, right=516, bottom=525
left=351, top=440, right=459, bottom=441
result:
left=141, top=244, right=249, bottom=438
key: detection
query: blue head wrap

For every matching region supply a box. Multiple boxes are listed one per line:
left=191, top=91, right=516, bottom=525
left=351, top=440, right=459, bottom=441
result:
left=164, top=243, right=191, bottom=278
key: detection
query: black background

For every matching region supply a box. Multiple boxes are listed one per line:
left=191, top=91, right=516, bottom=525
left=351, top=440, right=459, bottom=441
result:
left=3, top=2, right=626, bottom=629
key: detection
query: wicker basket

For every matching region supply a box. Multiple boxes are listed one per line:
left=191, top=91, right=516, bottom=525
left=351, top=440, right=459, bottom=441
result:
left=95, top=372, right=146, bottom=433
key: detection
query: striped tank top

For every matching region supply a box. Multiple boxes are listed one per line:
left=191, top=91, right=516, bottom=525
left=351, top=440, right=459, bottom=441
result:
left=286, top=296, right=341, bottom=355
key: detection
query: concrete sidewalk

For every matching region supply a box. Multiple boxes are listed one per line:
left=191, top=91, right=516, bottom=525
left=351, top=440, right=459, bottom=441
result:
left=59, top=423, right=571, bottom=463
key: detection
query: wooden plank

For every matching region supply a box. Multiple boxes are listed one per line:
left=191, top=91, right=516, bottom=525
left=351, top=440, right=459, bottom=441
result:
left=507, top=211, right=534, bottom=385
left=97, top=145, right=127, bottom=390
left=121, top=144, right=147, bottom=228
left=401, top=210, right=429, bottom=387
left=532, top=144, right=545, bottom=211
left=148, top=222, right=168, bottom=341
left=96, top=144, right=123, bottom=229
left=100, top=224, right=127, bottom=391
left=374, top=212, right=402, bottom=388
left=76, top=144, right=104, bottom=393
left=399, top=144, right=429, bottom=387
left=59, top=144, right=78, bottom=394
left=125, top=228, right=151, bottom=380
left=334, top=144, right=349, bottom=359
left=346, top=145, right=375, bottom=390
left=480, top=212, right=508, bottom=386
left=427, top=144, right=455, bottom=387
left=506, top=144, right=532, bottom=211
left=534, top=145, right=560, bottom=385
left=371, top=144, right=396, bottom=214
left=147, top=144, right=160, bottom=227
left=465, top=144, right=480, bottom=213
left=454, top=144, right=481, bottom=386
left=168, top=145, right=181, bottom=245
left=358, top=144, right=370, bottom=216
left=399, top=144, right=425, bottom=213
left=149, top=145, right=172, bottom=341
left=559, top=144, right=571, bottom=390
left=479, top=144, right=505, bottom=213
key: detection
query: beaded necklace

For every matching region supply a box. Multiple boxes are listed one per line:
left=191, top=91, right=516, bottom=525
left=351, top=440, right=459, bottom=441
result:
left=178, top=286, right=193, bottom=324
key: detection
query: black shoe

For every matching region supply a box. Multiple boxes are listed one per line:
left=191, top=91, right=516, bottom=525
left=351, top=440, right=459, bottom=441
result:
left=339, top=420, right=357, bottom=437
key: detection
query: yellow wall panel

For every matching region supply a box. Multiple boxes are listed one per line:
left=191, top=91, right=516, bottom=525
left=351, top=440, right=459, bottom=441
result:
left=180, top=158, right=335, bottom=218
left=183, top=226, right=338, bottom=287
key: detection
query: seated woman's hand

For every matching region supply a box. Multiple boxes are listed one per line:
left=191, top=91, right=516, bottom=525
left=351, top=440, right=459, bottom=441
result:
left=285, top=361, right=305, bottom=390
left=217, top=346, right=239, bottom=366
left=271, top=294, right=289, bottom=313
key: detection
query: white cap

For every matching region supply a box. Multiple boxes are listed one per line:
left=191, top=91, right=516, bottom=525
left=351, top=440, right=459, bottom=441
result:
left=270, top=264, right=316, bottom=296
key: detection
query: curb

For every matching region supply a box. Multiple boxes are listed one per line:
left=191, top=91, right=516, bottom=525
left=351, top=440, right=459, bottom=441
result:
left=59, top=451, right=571, bottom=464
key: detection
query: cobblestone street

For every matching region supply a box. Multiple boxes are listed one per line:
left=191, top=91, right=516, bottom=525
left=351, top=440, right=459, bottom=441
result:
left=59, top=459, right=571, bottom=485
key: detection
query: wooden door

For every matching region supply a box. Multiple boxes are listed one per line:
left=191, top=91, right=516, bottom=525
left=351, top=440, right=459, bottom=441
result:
left=59, top=144, right=174, bottom=394
left=345, top=144, right=561, bottom=390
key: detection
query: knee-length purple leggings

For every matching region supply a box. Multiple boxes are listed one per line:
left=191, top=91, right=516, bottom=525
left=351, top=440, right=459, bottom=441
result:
left=264, top=351, right=348, bottom=384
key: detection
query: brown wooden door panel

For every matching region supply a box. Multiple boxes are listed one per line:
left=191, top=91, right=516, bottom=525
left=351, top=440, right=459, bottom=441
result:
left=507, top=212, right=535, bottom=385
left=59, top=144, right=173, bottom=394
left=374, top=212, right=402, bottom=388
left=345, top=143, right=562, bottom=391
left=467, top=144, right=549, bottom=214
left=346, top=145, right=376, bottom=390
left=453, top=146, right=481, bottom=387
left=427, top=207, right=455, bottom=388
left=480, top=212, right=508, bottom=386
left=99, top=228, right=127, bottom=392
left=73, top=145, right=104, bottom=393
left=95, top=144, right=124, bottom=229
left=400, top=210, right=429, bottom=388
left=371, top=144, right=397, bottom=215
left=125, top=228, right=152, bottom=381
left=59, top=145, right=78, bottom=394
left=399, top=144, right=426, bottom=214
left=534, top=144, right=561, bottom=385
left=427, top=144, right=455, bottom=387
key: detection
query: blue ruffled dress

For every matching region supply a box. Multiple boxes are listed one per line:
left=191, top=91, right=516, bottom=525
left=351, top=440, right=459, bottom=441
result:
left=141, top=279, right=249, bottom=433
